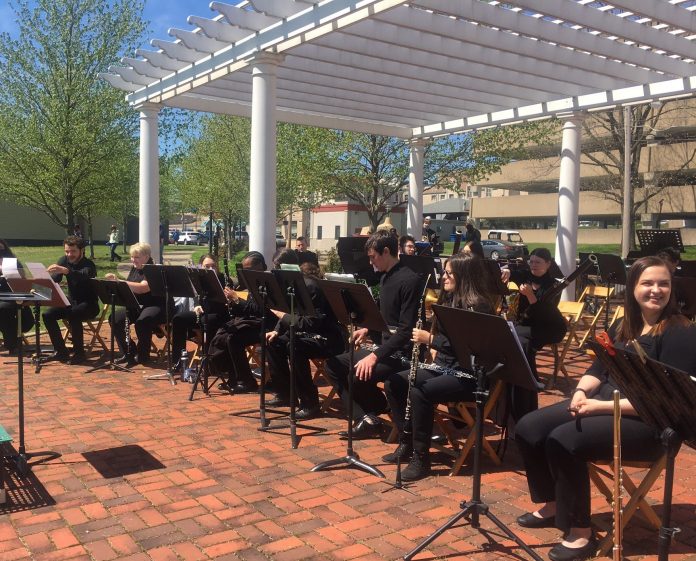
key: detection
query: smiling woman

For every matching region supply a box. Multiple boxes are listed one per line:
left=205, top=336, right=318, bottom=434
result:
left=514, top=255, right=696, bottom=561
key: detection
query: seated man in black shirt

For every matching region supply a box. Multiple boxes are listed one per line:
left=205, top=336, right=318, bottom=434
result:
left=325, top=233, right=422, bottom=439
left=43, top=236, right=99, bottom=365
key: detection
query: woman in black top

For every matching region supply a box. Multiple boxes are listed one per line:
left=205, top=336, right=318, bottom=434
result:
left=0, top=239, right=35, bottom=353
left=106, top=242, right=166, bottom=366
left=502, top=247, right=567, bottom=419
left=514, top=256, right=696, bottom=561
left=383, top=253, right=500, bottom=481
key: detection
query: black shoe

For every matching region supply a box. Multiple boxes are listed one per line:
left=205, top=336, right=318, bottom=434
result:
left=295, top=405, right=321, bottom=420
left=235, top=380, right=259, bottom=394
left=401, top=452, right=431, bottom=481
left=114, top=354, right=131, bottom=364
left=516, top=512, right=556, bottom=529
left=548, top=537, right=597, bottom=561
left=339, top=416, right=384, bottom=440
left=47, top=351, right=69, bottom=363
left=266, top=395, right=290, bottom=407
left=382, top=441, right=413, bottom=464
left=218, top=381, right=235, bottom=393
left=68, top=353, right=87, bottom=365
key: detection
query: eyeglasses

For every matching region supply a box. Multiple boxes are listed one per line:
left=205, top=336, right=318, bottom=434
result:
left=528, top=259, right=547, bottom=267
left=443, top=270, right=454, bottom=277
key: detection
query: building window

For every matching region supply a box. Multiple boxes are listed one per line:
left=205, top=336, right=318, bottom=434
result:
left=317, top=226, right=322, bottom=240
left=334, top=225, right=340, bottom=239
left=449, top=194, right=455, bottom=199
left=431, top=195, right=438, bottom=201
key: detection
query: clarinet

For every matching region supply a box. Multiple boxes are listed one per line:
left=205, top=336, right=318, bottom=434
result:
left=223, top=255, right=232, bottom=288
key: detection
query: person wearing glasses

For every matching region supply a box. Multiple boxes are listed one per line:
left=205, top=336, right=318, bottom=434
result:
left=501, top=247, right=567, bottom=419
left=383, top=253, right=500, bottom=480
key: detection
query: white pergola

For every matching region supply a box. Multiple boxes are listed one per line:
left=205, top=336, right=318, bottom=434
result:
left=102, top=0, right=696, bottom=279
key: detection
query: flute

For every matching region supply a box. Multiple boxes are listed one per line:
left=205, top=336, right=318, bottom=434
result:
left=612, top=389, right=623, bottom=561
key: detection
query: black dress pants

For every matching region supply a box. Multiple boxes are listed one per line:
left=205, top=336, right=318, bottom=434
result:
left=110, top=305, right=165, bottom=361
left=385, top=368, right=476, bottom=453
left=0, top=302, right=34, bottom=351
left=324, top=349, right=404, bottom=421
left=43, top=301, right=99, bottom=355
left=171, top=311, right=226, bottom=362
left=267, top=333, right=343, bottom=408
left=225, top=325, right=261, bottom=385
left=515, top=400, right=662, bottom=532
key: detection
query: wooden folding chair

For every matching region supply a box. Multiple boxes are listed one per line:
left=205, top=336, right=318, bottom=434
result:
left=61, top=303, right=110, bottom=354
left=577, top=285, right=615, bottom=347
left=549, top=300, right=586, bottom=388
left=310, top=358, right=338, bottom=413
left=432, top=380, right=506, bottom=475
left=589, top=455, right=667, bottom=556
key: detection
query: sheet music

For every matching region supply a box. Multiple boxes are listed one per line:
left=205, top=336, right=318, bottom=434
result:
left=26, top=262, right=50, bottom=279
left=0, top=257, right=20, bottom=278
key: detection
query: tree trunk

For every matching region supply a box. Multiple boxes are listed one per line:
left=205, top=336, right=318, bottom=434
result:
left=86, top=211, right=95, bottom=259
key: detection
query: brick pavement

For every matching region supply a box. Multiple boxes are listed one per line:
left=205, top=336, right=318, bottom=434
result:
left=0, top=335, right=695, bottom=561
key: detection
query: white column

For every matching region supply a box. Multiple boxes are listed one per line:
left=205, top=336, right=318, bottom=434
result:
left=137, top=103, right=161, bottom=263
left=554, top=113, right=584, bottom=300
left=249, top=53, right=283, bottom=262
left=407, top=139, right=427, bottom=237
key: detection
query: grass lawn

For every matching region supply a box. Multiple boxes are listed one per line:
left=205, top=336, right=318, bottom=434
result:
left=11, top=244, right=124, bottom=276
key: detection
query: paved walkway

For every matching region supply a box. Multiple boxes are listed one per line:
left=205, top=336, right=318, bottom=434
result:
left=116, top=248, right=196, bottom=277
left=0, top=337, right=694, bottom=560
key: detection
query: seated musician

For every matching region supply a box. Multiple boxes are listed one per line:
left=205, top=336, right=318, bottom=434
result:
left=294, top=236, right=319, bottom=266
left=43, top=236, right=98, bottom=365
left=171, top=254, right=229, bottom=365
left=383, top=253, right=500, bottom=480
left=324, top=233, right=421, bottom=439
left=514, top=256, right=696, bottom=561
left=399, top=235, right=416, bottom=256
left=265, top=252, right=346, bottom=420
left=208, top=251, right=268, bottom=394
left=0, top=239, right=35, bottom=354
left=501, top=247, right=567, bottom=419
left=105, top=242, right=166, bottom=367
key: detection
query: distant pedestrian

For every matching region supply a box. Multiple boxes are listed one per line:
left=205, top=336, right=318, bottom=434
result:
left=73, top=224, right=83, bottom=238
left=107, top=225, right=122, bottom=262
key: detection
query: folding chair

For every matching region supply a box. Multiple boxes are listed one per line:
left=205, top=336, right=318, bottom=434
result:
left=61, top=303, right=110, bottom=354
left=589, top=455, right=667, bottom=556
left=577, top=285, right=615, bottom=347
left=549, top=300, right=586, bottom=388
left=311, top=358, right=338, bottom=413
left=432, top=380, right=506, bottom=475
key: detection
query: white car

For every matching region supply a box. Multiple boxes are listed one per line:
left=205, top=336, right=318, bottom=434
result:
left=179, top=231, right=204, bottom=245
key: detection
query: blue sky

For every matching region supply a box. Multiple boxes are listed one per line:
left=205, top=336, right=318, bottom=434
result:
left=1, top=0, right=211, bottom=49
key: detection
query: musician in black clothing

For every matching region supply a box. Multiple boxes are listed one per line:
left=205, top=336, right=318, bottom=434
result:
left=43, top=236, right=98, bottom=365
left=324, top=233, right=422, bottom=440
left=105, top=242, right=167, bottom=367
left=209, top=251, right=268, bottom=394
left=502, top=247, right=567, bottom=419
left=265, top=256, right=345, bottom=420
left=0, top=239, right=35, bottom=354
left=170, top=254, right=230, bottom=364
left=383, top=254, right=500, bottom=480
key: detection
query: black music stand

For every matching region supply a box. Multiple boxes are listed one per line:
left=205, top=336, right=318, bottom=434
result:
left=404, top=306, right=543, bottom=561
left=0, top=292, right=61, bottom=477
left=399, top=255, right=442, bottom=289
left=271, top=269, right=325, bottom=448
left=143, top=265, right=196, bottom=385
left=672, top=276, right=696, bottom=319
left=85, top=280, right=138, bottom=374
left=594, top=253, right=627, bottom=329
left=336, top=237, right=380, bottom=286
left=586, top=340, right=696, bottom=561
left=237, top=269, right=289, bottom=431
left=311, top=280, right=388, bottom=479
left=187, top=268, right=228, bottom=400
left=637, top=229, right=684, bottom=254
left=6, top=277, right=68, bottom=373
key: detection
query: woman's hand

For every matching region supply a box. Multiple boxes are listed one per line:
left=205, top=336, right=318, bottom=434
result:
left=412, top=328, right=431, bottom=345
left=104, top=273, right=117, bottom=280
left=352, top=327, right=369, bottom=345
left=518, top=283, right=537, bottom=304
left=569, top=394, right=611, bottom=417
left=193, top=305, right=203, bottom=315
left=223, top=286, right=239, bottom=304
left=266, top=330, right=278, bottom=343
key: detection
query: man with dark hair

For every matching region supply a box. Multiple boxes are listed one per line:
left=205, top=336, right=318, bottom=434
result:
left=656, top=246, right=680, bottom=274
left=295, top=236, right=318, bottom=266
left=398, top=235, right=416, bottom=256
left=325, top=232, right=422, bottom=438
left=464, top=222, right=481, bottom=243
left=43, top=236, right=98, bottom=364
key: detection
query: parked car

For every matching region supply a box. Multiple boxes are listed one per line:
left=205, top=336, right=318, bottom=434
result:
left=485, top=230, right=528, bottom=258
left=179, top=231, right=205, bottom=245
left=481, top=239, right=526, bottom=260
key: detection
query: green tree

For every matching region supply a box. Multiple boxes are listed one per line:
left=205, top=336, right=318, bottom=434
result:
left=0, top=0, right=146, bottom=233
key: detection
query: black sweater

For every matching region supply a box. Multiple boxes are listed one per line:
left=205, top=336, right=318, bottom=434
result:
left=50, top=256, right=97, bottom=305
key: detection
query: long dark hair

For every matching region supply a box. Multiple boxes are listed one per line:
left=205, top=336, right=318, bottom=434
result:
left=0, top=239, right=15, bottom=259
left=617, top=256, right=689, bottom=341
left=432, top=254, right=498, bottom=335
